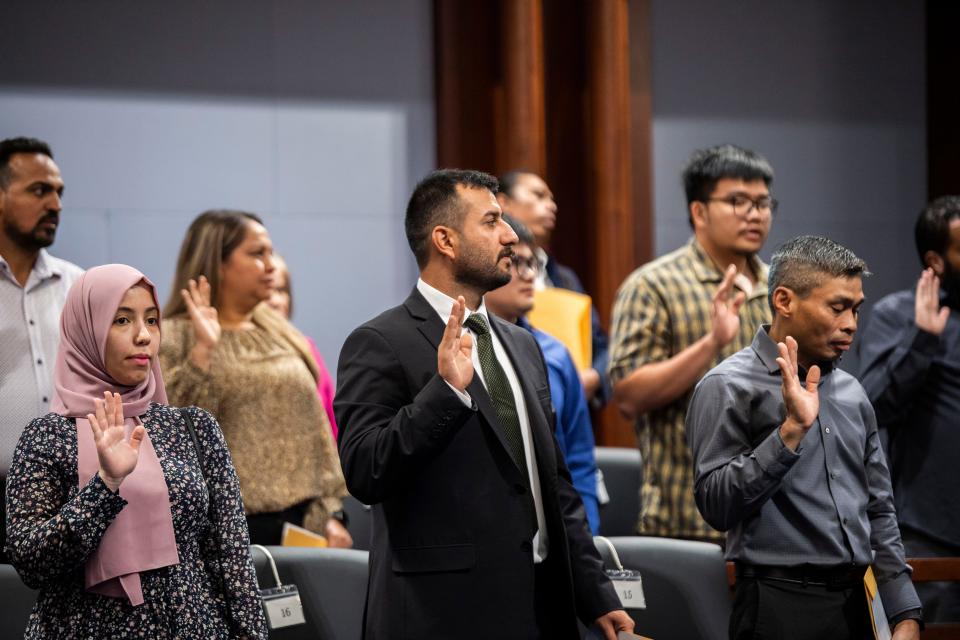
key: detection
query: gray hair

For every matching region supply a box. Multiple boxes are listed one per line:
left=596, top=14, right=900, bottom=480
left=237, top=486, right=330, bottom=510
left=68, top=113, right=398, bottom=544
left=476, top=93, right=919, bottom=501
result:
left=767, top=235, right=870, bottom=311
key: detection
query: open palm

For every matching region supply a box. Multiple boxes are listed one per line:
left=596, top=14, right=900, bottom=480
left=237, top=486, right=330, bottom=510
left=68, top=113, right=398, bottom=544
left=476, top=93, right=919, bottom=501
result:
left=711, top=265, right=746, bottom=347
left=438, top=296, right=475, bottom=392
left=87, top=391, right=145, bottom=488
left=776, top=336, right=820, bottom=429
left=181, top=275, right=221, bottom=349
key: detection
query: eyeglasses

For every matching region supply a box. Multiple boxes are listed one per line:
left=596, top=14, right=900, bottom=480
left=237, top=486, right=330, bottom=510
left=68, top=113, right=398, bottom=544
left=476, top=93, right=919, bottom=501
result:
left=510, top=254, right=540, bottom=279
left=706, top=194, right=778, bottom=218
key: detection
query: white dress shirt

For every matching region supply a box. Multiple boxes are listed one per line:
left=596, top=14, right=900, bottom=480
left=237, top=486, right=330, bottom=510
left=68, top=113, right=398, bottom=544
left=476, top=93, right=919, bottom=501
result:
left=416, top=278, right=549, bottom=562
left=0, top=250, right=83, bottom=476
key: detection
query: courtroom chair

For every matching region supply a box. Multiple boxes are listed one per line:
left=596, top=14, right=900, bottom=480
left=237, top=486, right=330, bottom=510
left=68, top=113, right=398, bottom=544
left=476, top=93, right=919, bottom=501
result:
left=250, top=546, right=368, bottom=640
left=589, top=536, right=730, bottom=640
left=342, top=495, right=373, bottom=552
left=0, top=564, right=37, bottom=640
left=594, top=446, right=642, bottom=536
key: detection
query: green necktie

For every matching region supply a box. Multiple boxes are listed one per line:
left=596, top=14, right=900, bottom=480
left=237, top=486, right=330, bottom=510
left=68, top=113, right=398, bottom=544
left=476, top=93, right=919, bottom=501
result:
left=463, top=313, right=529, bottom=478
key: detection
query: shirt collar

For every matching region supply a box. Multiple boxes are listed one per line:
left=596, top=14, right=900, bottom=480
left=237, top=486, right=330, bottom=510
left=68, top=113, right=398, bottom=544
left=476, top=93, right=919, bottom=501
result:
left=752, top=324, right=835, bottom=378
left=687, top=237, right=768, bottom=299
left=0, top=249, right=61, bottom=285
left=416, top=278, right=490, bottom=326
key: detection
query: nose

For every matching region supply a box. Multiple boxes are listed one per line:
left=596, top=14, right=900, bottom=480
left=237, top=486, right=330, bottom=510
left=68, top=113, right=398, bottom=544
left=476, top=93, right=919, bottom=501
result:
left=841, top=310, right=858, bottom=334
left=134, top=321, right=151, bottom=345
left=502, top=222, right=519, bottom=246
left=264, top=253, right=276, bottom=273
left=48, top=192, right=63, bottom=213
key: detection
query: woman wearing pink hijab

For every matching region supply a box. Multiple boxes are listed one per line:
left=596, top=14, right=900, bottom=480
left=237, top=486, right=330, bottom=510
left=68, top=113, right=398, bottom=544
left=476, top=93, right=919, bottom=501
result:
left=4, top=264, right=266, bottom=639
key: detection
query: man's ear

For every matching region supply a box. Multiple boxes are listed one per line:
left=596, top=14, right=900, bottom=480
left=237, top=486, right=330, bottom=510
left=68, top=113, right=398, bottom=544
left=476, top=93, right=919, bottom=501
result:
left=689, top=201, right=707, bottom=229
left=431, top=225, right=457, bottom=261
left=771, top=286, right=794, bottom=318
left=923, top=250, right=945, bottom=276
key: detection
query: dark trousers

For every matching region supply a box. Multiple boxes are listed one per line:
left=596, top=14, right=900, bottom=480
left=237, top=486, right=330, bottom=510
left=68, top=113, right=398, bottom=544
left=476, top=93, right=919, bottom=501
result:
left=245, top=501, right=309, bottom=546
left=901, top=525, right=960, bottom=623
left=731, top=577, right=873, bottom=640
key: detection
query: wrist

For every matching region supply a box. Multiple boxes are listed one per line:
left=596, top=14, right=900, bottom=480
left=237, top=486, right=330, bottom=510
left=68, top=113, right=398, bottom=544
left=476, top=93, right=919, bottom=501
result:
left=190, top=343, right=213, bottom=370
left=779, top=418, right=807, bottom=451
left=98, top=470, right=124, bottom=493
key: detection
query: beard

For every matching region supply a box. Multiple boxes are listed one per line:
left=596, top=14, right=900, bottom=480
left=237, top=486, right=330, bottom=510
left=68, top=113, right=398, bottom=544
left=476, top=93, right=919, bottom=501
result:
left=3, top=212, right=57, bottom=250
left=941, top=263, right=960, bottom=310
left=454, top=243, right=513, bottom=294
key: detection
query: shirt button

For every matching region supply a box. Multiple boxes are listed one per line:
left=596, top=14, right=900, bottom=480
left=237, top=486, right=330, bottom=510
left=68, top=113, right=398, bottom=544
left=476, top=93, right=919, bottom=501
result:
left=37, top=359, right=42, bottom=365
left=842, top=517, right=849, bottom=525
left=28, top=319, right=35, bottom=326
left=824, top=427, right=831, bottom=434
left=830, top=472, right=838, bottom=479
left=42, top=396, right=48, bottom=403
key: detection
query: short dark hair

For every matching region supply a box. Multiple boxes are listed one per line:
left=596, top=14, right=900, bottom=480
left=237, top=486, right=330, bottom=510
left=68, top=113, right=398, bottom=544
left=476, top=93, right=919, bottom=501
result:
left=498, top=170, right=536, bottom=198
left=502, top=213, right=535, bottom=247
left=682, top=144, right=773, bottom=226
left=915, top=196, right=960, bottom=266
left=768, top=235, right=870, bottom=312
left=405, top=169, right=499, bottom=267
left=0, top=137, right=54, bottom=189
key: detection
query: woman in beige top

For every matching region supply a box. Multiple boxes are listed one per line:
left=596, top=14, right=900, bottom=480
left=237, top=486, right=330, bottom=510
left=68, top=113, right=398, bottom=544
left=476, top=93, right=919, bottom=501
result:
left=159, top=209, right=351, bottom=547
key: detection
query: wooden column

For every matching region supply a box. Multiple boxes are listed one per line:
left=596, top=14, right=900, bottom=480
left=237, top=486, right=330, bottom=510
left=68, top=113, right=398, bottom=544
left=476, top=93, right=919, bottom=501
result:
left=434, top=0, right=654, bottom=446
left=498, top=0, right=547, bottom=176
left=586, top=0, right=640, bottom=447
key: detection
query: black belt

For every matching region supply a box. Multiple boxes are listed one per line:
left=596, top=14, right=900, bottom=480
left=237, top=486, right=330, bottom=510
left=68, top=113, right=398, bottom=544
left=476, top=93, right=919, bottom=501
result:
left=735, top=562, right=868, bottom=588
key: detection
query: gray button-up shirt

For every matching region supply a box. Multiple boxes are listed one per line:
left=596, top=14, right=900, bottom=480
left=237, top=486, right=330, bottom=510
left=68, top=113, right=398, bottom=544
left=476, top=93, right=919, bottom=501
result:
left=686, top=326, right=920, bottom=619
left=0, top=250, right=82, bottom=476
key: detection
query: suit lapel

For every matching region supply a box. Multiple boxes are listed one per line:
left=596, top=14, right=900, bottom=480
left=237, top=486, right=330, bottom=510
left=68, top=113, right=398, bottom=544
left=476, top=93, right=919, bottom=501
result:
left=405, top=288, right=524, bottom=474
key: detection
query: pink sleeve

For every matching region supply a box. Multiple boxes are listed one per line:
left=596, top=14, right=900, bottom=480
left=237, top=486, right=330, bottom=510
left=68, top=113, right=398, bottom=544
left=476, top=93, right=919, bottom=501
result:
left=306, top=337, right=338, bottom=440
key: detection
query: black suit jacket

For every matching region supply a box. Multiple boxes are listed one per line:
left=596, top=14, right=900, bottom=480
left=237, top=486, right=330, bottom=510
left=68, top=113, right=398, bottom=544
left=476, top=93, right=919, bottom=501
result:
left=335, top=288, right=619, bottom=640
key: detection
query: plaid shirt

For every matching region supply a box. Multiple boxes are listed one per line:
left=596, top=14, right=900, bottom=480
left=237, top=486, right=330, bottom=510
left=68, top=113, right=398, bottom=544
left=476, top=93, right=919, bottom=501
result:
left=609, top=238, right=770, bottom=539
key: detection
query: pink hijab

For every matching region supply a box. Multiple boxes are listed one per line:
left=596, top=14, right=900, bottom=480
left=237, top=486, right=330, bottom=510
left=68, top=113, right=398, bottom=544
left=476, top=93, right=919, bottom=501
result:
left=50, top=264, right=179, bottom=606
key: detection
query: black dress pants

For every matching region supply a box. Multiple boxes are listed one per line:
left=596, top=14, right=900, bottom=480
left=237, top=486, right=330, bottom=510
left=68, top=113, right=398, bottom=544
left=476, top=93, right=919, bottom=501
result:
left=730, top=577, right=873, bottom=640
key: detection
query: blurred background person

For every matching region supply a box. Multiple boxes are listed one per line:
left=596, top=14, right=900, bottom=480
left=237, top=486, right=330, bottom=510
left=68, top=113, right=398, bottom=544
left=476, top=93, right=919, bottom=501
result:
left=497, top=170, right=611, bottom=406
left=5, top=264, right=266, bottom=638
left=484, top=214, right=601, bottom=533
left=266, top=254, right=338, bottom=440
left=0, top=137, right=83, bottom=561
left=609, top=144, right=774, bottom=542
left=159, top=210, right=351, bottom=547
left=858, top=196, right=960, bottom=622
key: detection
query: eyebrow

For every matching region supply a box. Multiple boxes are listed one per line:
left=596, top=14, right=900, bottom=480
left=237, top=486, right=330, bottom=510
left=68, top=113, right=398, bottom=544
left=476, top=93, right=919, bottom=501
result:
left=115, top=306, right=159, bottom=314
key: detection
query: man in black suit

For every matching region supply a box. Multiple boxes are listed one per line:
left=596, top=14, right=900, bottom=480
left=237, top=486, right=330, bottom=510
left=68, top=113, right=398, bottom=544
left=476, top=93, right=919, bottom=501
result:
left=335, top=169, right=631, bottom=640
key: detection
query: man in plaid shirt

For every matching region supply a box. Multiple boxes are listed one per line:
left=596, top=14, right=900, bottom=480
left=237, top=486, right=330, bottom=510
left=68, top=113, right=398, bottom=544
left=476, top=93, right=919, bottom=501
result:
left=609, top=144, right=775, bottom=542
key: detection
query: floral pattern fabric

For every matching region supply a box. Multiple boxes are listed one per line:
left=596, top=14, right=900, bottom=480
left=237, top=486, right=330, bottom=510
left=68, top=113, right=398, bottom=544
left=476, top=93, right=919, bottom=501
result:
left=5, top=403, right=267, bottom=639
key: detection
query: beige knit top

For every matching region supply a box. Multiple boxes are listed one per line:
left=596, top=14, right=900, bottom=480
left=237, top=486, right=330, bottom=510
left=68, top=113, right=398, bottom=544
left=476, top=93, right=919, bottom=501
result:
left=159, top=314, right=346, bottom=533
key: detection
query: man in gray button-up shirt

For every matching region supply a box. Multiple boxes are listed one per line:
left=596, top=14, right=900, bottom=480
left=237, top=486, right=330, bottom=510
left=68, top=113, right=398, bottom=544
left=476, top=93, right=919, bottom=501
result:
left=687, top=236, right=921, bottom=639
left=0, top=137, right=82, bottom=560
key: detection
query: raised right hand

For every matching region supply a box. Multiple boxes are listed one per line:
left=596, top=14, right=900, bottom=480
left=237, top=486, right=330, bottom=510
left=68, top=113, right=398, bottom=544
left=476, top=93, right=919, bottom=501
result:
left=87, top=391, right=145, bottom=492
left=181, top=275, right=221, bottom=369
left=776, top=336, right=820, bottom=450
left=915, top=268, right=950, bottom=336
left=709, top=264, right=747, bottom=349
left=438, top=296, right=474, bottom=392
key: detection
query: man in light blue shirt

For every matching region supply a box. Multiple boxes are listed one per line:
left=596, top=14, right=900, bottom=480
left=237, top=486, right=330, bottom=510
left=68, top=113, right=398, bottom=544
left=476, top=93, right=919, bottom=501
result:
left=485, top=214, right=600, bottom=532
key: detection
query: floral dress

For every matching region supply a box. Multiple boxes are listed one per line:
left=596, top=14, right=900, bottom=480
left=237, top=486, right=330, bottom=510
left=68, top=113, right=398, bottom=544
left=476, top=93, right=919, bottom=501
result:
left=5, top=403, right=268, bottom=639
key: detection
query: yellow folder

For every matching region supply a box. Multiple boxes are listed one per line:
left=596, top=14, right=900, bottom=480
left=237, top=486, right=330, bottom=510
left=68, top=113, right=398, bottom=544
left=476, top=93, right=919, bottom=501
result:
left=527, top=287, right=593, bottom=371
left=864, top=566, right=891, bottom=640
left=281, top=522, right=328, bottom=548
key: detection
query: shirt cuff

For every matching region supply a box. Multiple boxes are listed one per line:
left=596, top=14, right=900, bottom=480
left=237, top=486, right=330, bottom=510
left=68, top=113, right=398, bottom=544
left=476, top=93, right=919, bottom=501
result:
left=911, top=326, right=943, bottom=356
left=750, top=427, right=801, bottom=479
left=879, top=571, right=923, bottom=622
left=444, top=380, right=473, bottom=407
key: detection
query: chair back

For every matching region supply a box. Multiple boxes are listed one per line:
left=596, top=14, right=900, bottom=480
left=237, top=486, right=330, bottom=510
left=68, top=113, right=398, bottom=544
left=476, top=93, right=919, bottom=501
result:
left=250, top=546, right=368, bottom=640
left=342, top=495, right=373, bottom=552
left=592, top=536, right=730, bottom=640
left=595, top=446, right=642, bottom=535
